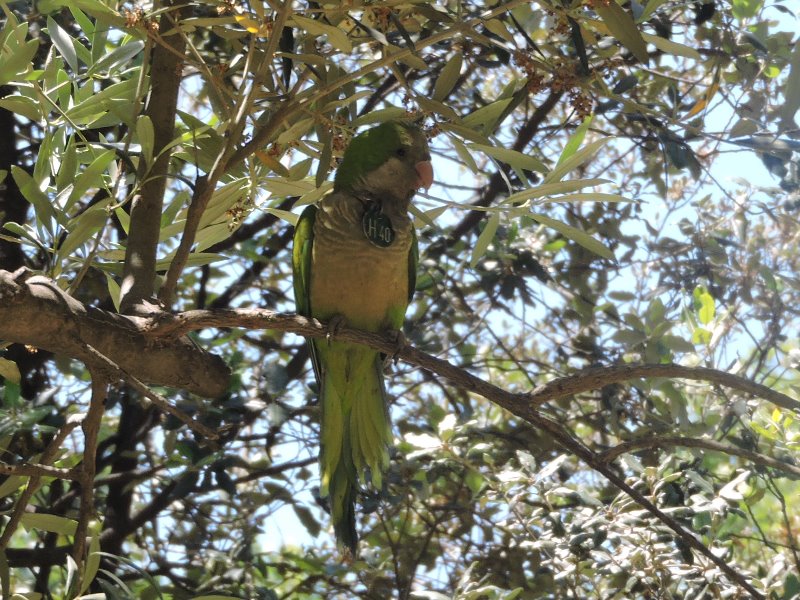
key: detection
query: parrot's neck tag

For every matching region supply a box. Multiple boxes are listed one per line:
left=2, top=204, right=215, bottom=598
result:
left=362, top=203, right=395, bottom=248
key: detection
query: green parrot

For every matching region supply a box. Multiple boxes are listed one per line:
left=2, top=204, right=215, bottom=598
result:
left=292, top=121, right=433, bottom=554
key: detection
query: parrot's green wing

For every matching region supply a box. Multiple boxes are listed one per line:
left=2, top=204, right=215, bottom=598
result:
left=292, top=204, right=320, bottom=381
left=408, top=227, right=418, bottom=304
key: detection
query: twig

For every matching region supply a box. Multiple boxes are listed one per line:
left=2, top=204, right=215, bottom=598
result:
left=599, top=435, right=800, bottom=478
left=0, top=415, right=84, bottom=550
left=79, top=343, right=220, bottom=444
left=0, top=462, right=78, bottom=480
left=72, top=373, right=107, bottom=568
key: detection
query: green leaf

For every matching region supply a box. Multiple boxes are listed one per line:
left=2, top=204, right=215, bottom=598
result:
left=78, top=531, right=102, bottom=595
left=292, top=15, right=352, bottom=53
left=66, top=76, right=140, bottom=124
left=66, top=149, right=116, bottom=211
left=105, top=272, right=121, bottom=312
left=731, top=0, right=760, bottom=20
left=57, top=205, right=107, bottom=258
left=693, top=285, right=715, bottom=324
left=433, top=53, right=462, bottom=101
left=0, top=35, right=39, bottom=86
left=11, top=166, right=56, bottom=232
left=470, top=212, right=500, bottom=268
left=21, top=513, right=78, bottom=536
left=503, top=179, right=610, bottom=205
left=0, top=358, right=20, bottom=384
left=352, top=106, right=407, bottom=126
left=450, top=136, right=478, bottom=173
left=0, top=94, right=42, bottom=121
left=293, top=504, right=321, bottom=538
left=46, top=16, right=78, bottom=73
left=461, top=98, right=513, bottom=132
left=467, top=143, right=547, bottom=173
left=557, top=115, right=593, bottom=167
left=530, top=212, right=614, bottom=260
left=544, top=138, right=610, bottom=184
left=137, top=115, right=154, bottom=166
left=639, top=0, right=672, bottom=22
left=593, top=1, right=650, bottom=64
left=642, top=33, right=700, bottom=60
left=86, top=39, right=144, bottom=77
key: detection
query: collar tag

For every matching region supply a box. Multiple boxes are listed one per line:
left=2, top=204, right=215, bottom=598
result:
left=361, top=203, right=395, bottom=248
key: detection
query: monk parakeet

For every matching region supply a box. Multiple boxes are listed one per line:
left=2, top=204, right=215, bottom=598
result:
left=292, top=121, right=433, bottom=554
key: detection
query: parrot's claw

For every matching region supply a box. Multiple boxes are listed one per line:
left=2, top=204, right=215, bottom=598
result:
left=383, top=329, right=407, bottom=371
left=326, top=315, right=348, bottom=344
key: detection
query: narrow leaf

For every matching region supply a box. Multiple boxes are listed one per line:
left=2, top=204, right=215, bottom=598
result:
left=136, top=115, right=154, bottom=166
left=11, top=166, right=56, bottom=231
left=292, top=15, right=352, bottom=53
left=462, top=98, right=513, bottom=131
left=86, top=39, right=144, bottom=77
left=21, top=513, right=78, bottom=536
left=544, top=138, right=610, bottom=184
left=47, top=17, right=78, bottom=73
left=642, top=33, right=700, bottom=60
left=470, top=212, right=500, bottom=267
left=557, top=115, right=593, bottom=167
left=781, top=42, right=800, bottom=127
left=530, top=212, right=614, bottom=259
left=593, top=1, right=649, bottom=64
left=433, top=54, right=462, bottom=101
left=467, top=143, right=547, bottom=173
left=57, top=205, right=107, bottom=258
left=502, top=178, right=610, bottom=205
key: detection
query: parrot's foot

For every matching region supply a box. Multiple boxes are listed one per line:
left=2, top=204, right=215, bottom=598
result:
left=326, top=315, right=348, bottom=344
left=383, top=329, right=407, bottom=371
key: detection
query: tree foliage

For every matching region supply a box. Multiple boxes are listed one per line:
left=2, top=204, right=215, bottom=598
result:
left=0, top=0, right=799, bottom=598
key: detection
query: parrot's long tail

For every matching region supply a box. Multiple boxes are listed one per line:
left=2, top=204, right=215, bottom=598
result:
left=317, top=342, right=391, bottom=556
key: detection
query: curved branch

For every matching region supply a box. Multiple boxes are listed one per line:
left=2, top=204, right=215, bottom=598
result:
left=527, top=363, right=800, bottom=415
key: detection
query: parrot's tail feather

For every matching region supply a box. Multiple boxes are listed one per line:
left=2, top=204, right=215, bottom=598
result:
left=317, top=343, right=393, bottom=554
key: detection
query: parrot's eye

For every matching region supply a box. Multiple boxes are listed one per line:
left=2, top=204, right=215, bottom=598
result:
left=396, top=147, right=407, bottom=158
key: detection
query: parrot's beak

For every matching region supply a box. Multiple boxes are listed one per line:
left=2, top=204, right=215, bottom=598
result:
left=415, top=160, right=434, bottom=190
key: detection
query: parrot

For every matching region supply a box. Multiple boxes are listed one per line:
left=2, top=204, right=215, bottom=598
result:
left=292, top=121, right=434, bottom=555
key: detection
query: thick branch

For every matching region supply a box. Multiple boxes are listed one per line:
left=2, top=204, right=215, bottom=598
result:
left=142, top=307, right=800, bottom=416
left=0, top=269, right=229, bottom=398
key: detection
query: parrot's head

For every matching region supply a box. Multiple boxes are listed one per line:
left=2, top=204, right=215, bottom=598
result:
left=334, top=121, right=434, bottom=209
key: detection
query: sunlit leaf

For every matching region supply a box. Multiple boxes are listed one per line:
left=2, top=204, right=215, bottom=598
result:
left=21, top=513, right=78, bottom=536
left=46, top=17, right=78, bottom=73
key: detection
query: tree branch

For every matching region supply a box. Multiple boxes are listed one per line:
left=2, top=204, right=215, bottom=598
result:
left=120, top=0, right=190, bottom=312
left=0, top=415, right=84, bottom=551
left=72, top=373, right=107, bottom=569
left=0, top=268, right=229, bottom=397
left=599, top=435, right=800, bottom=478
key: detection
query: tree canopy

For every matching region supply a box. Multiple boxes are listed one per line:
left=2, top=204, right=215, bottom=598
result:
left=0, top=0, right=799, bottom=598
